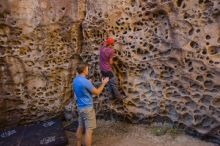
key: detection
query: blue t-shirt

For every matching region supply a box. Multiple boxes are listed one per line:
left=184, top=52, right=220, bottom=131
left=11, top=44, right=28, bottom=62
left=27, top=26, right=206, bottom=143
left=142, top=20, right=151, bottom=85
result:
left=73, top=75, right=95, bottom=110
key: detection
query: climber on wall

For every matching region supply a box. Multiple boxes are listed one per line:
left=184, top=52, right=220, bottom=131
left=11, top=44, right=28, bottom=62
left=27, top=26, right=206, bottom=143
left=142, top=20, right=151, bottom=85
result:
left=73, top=62, right=109, bottom=146
left=99, top=37, right=125, bottom=101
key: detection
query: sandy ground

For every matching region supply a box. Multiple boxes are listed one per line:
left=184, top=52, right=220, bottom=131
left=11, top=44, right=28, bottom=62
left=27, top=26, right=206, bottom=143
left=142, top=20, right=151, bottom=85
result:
left=65, top=120, right=218, bottom=146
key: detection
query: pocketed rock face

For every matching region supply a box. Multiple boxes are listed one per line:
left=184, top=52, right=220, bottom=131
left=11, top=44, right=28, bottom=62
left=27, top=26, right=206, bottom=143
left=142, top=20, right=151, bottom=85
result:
left=0, top=0, right=220, bottom=143
left=82, top=0, right=220, bottom=141
left=0, top=0, right=85, bottom=127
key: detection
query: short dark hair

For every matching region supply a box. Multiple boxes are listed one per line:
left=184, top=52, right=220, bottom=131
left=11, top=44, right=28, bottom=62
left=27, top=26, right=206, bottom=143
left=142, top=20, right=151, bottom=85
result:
left=76, top=62, right=88, bottom=74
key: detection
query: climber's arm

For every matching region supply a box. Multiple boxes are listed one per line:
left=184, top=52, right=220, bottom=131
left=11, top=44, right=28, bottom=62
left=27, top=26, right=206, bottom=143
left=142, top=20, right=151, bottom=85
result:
left=110, top=57, right=114, bottom=65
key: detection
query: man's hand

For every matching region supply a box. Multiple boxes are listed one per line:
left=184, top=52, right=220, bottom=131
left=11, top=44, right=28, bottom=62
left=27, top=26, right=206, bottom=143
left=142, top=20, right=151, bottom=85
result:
left=92, top=77, right=109, bottom=96
left=102, top=77, right=109, bottom=85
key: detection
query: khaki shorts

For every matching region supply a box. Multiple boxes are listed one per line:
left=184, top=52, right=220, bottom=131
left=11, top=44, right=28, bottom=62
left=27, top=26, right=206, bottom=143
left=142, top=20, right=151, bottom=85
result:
left=78, top=108, right=96, bottom=130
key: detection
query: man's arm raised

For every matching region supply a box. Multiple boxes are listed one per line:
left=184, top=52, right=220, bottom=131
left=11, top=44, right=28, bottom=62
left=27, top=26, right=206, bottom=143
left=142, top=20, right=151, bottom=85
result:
left=92, top=77, right=109, bottom=96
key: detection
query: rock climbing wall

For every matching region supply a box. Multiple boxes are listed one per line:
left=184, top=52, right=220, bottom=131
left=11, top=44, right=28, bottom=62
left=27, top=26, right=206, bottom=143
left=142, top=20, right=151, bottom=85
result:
left=0, top=0, right=85, bottom=128
left=82, top=0, right=220, bottom=141
left=0, top=0, right=220, bottom=143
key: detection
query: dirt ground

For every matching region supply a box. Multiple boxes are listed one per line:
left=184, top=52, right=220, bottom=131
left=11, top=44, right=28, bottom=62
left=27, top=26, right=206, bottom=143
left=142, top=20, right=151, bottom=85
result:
left=65, top=120, right=218, bottom=146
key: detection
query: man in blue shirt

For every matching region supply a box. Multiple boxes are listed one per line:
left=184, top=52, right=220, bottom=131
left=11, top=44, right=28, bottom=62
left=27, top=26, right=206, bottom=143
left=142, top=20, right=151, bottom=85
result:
left=73, top=62, right=109, bottom=146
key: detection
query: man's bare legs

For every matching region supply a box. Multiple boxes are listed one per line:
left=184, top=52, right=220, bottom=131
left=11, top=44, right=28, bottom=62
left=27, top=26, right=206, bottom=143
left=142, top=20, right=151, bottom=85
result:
left=76, top=127, right=83, bottom=146
left=76, top=127, right=93, bottom=146
left=85, top=129, right=93, bottom=146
